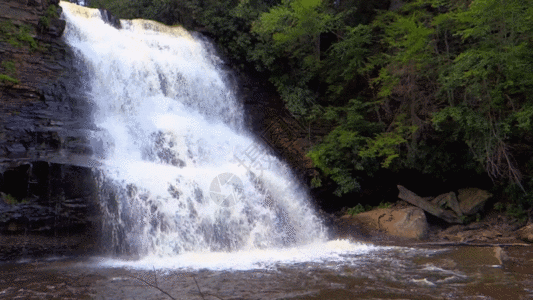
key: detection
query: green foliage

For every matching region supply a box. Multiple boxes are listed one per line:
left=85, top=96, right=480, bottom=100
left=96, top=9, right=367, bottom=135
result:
left=40, top=4, right=60, bottom=29
left=251, top=0, right=343, bottom=115
left=502, top=180, right=533, bottom=222
left=376, top=201, right=392, bottom=209
left=431, top=0, right=533, bottom=185
left=347, top=201, right=392, bottom=215
left=379, top=9, right=435, bottom=65
left=1, top=60, right=18, bottom=84
left=4, top=194, right=17, bottom=205
left=2, top=194, right=24, bottom=205
left=310, top=176, right=322, bottom=188
left=505, top=203, right=529, bottom=223
left=346, top=203, right=366, bottom=216
left=324, top=24, right=372, bottom=97
left=308, top=99, right=384, bottom=196
left=493, top=202, right=505, bottom=212
left=359, top=114, right=418, bottom=168
left=0, top=20, right=17, bottom=37
left=1, top=60, right=16, bottom=74
left=253, top=0, right=334, bottom=55
left=515, top=104, right=533, bottom=131
left=308, top=127, right=365, bottom=195
left=0, top=74, right=19, bottom=85
left=0, top=20, right=37, bottom=51
left=432, top=105, right=507, bottom=171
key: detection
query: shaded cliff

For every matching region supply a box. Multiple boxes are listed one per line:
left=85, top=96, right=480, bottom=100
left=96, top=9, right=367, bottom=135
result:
left=0, top=0, right=99, bottom=259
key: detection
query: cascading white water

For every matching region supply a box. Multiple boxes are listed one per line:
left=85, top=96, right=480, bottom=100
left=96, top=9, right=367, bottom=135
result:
left=60, top=1, right=378, bottom=270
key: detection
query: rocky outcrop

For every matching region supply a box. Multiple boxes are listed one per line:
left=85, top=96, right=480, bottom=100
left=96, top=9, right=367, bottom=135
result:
left=398, top=185, right=463, bottom=223
left=397, top=186, right=492, bottom=224
left=517, top=223, right=533, bottom=243
left=458, top=188, right=492, bottom=216
left=1, top=0, right=100, bottom=259
left=0, top=162, right=98, bottom=233
left=1, top=0, right=95, bottom=170
left=99, top=8, right=121, bottom=29
left=338, top=206, right=429, bottom=240
left=227, top=62, right=332, bottom=192
left=431, top=191, right=462, bottom=217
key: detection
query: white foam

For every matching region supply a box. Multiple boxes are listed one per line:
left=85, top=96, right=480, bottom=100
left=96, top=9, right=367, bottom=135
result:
left=97, top=239, right=383, bottom=271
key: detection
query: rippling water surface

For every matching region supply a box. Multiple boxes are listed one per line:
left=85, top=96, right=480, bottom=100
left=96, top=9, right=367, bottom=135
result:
left=2, top=244, right=532, bottom=299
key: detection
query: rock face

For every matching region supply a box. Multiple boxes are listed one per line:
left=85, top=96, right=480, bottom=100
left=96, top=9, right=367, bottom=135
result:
left=99, top=8, right=121, bottom=29
left=1, top=0, right=100, bottom=259
left=432, top=192, right=462, bottom=217
left=397, top=186, right=493, bottom=224
left=237, top=69, right=320, bottom=183
left=341, top=206, right=429, bottom=240
left=1, top=0, right=95, bottom=168
left=517, top=224, right=533, bottom=243
left=458, top=188, right=492, bottom=215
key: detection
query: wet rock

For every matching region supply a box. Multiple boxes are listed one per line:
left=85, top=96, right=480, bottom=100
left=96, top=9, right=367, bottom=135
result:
left=6, top=143, right=26, bottom=154
left=334, top=214, right=373, bottom=240
left=344, top=206, right=429, bottom=240
left=0, top=163, right=98, bottom=236
left=28, top=0, right=42, bottom=6
left=432, top=192, right=462, bottom=217
left=517, top=223, right=533, bottom=243
left=99, top=8, right=122, bottom=29
left=1, top=0, right=95, bottom=169
left=46, top=18, right=66, bottom=37
left=458, top=188, right=492, bottom=215
left=493, top=246, right=509, bottom=265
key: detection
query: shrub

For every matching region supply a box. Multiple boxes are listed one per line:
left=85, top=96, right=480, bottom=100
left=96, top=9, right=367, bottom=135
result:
left=0, top=74, right=19, bottom=85
left=39, top=5, right=60, bottom=29
left=3, top=194, right=18, bottom=205
left=347, top=203, right=366, bottom=216
left=0, top=21, right=38, bottom=51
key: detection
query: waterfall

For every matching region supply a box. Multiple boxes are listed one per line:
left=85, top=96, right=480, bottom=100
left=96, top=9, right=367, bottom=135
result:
left=60, top=2, right=329, bottom=261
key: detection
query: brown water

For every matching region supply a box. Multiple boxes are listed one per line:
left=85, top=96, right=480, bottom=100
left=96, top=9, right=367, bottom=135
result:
left=1, top=244, right=532, bottom=300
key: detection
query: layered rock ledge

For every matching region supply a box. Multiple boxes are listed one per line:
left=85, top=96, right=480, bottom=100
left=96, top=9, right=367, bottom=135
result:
left=1, top=0, right=99, bottom=259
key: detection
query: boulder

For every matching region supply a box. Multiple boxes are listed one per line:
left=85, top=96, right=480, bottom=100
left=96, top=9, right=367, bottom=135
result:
left=99, top=8, right=122, bottom=29
left=517, top=223, right=533, bottom=243
left=458, top=188, right=492, bottom=215
left=432, top=192, right=462, bottom=217
left=347, top=206, right=429, bottom=240
left=493, top=246, right=509, bottom=265
left=48, top=18, right=67, bottom=37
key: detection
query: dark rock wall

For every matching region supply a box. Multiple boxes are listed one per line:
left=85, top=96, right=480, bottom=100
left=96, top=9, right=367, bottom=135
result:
left=1, top=0, right=95, bottom=169
left=0, top=0, right=99, bottom=258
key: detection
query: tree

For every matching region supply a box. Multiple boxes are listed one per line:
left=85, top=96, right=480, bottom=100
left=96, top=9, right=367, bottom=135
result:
left=435, top=0, right=533, bottom=185
left=251, top=0, right=341, bottom=116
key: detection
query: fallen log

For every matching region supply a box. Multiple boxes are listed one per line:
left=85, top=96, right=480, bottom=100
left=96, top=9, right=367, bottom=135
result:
left=397, top=185, right=463, bottom=224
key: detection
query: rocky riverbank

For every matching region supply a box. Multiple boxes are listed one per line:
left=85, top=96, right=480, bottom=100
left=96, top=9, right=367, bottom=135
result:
left=328, top=203, right=533, bottom=246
